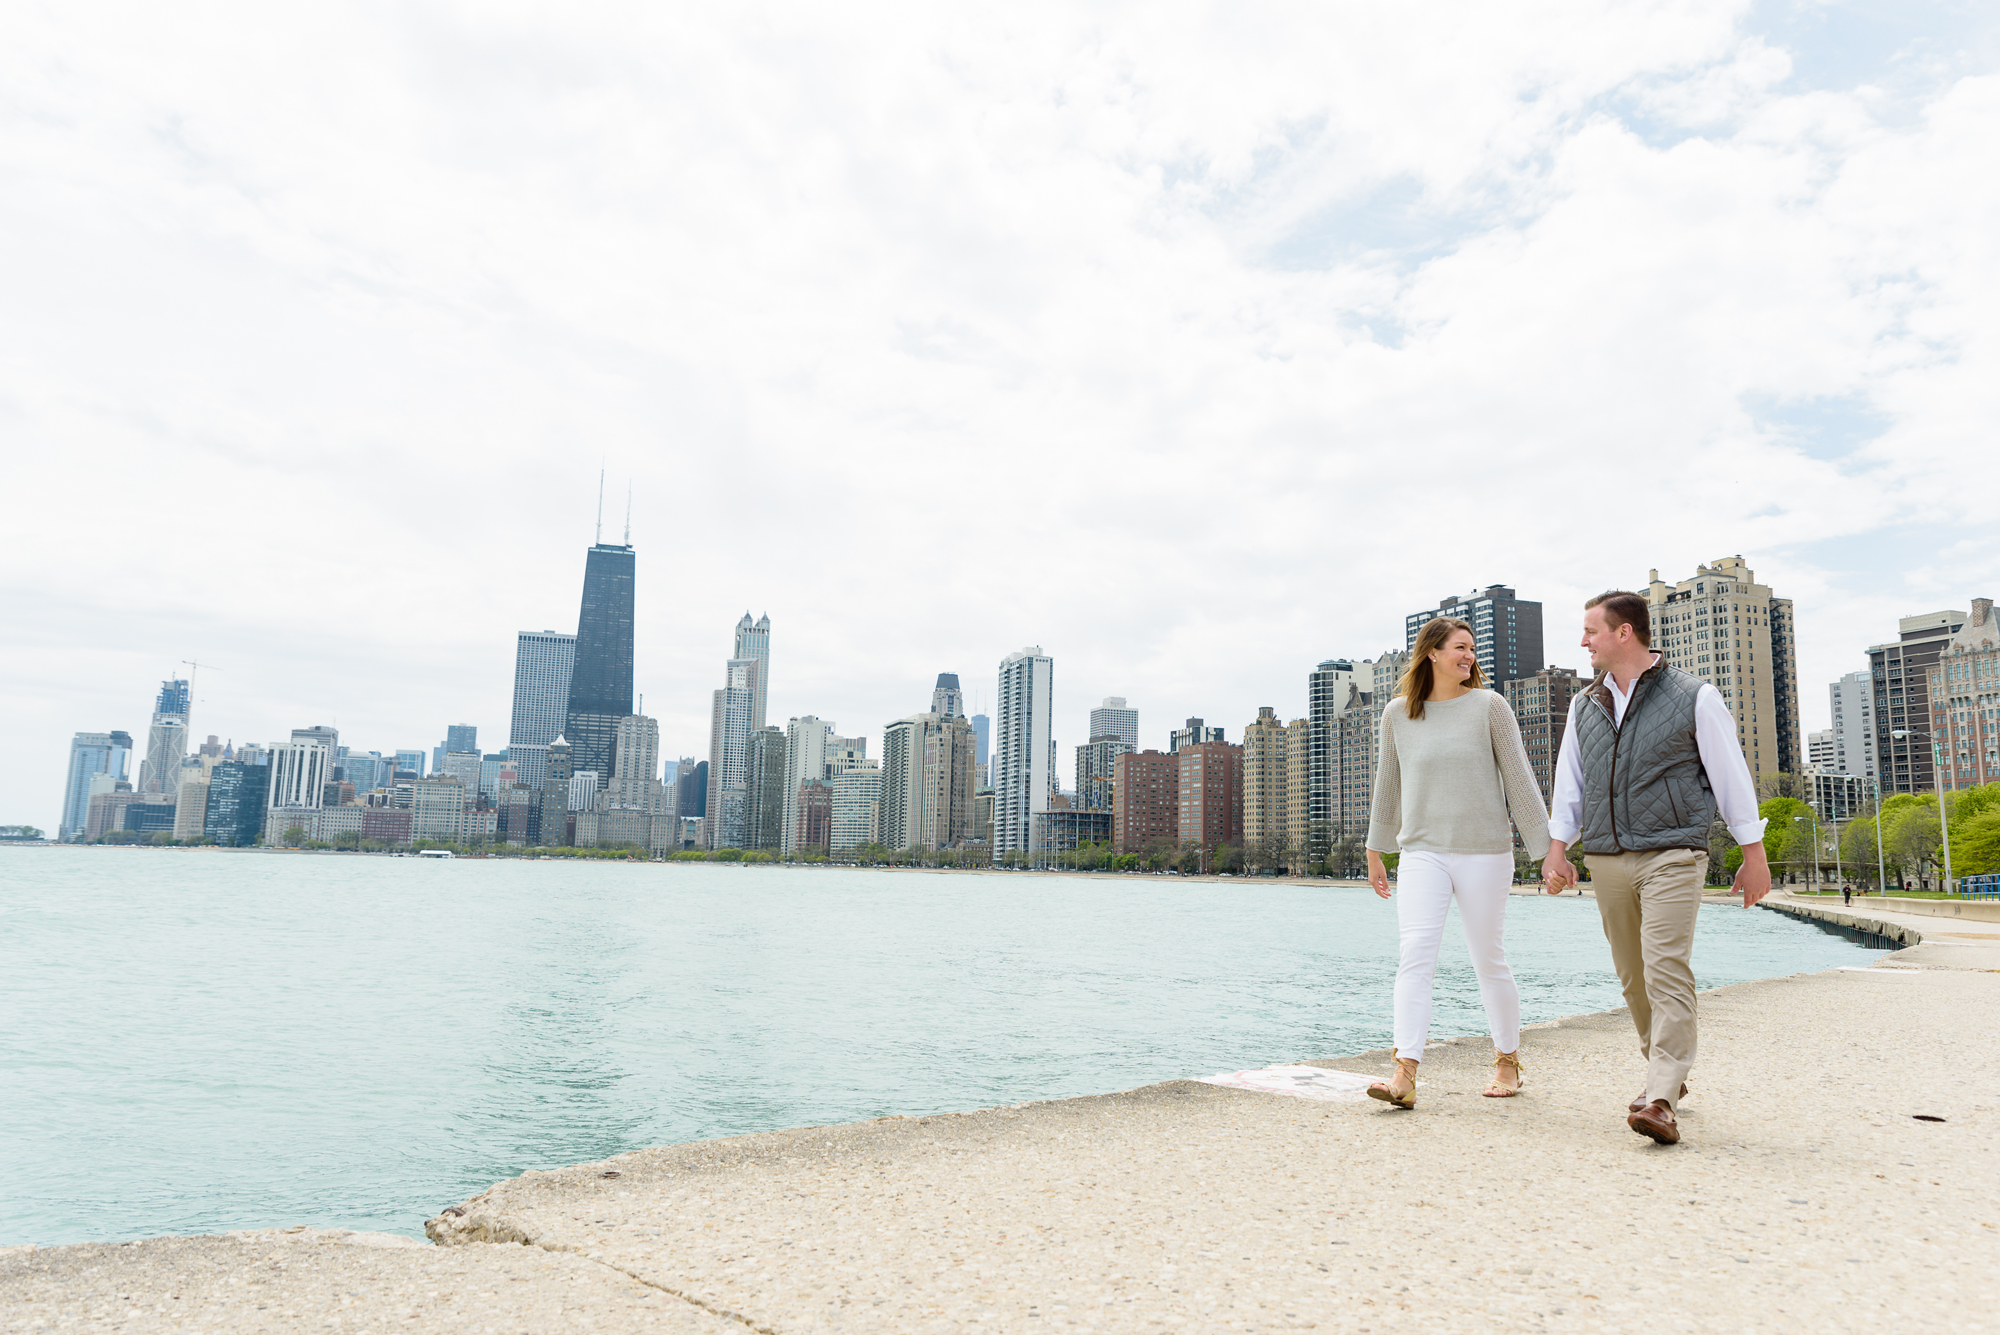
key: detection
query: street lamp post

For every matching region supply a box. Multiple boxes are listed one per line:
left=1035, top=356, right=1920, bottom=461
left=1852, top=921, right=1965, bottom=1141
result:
left=1872, top=774, right=1889, bottom=899
left=1806, top=806, right=1824, bottom=891
left=1890, top=728, right=1954, bottom=892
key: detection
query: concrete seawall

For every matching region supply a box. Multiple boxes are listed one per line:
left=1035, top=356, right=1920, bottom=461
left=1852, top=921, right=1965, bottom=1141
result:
left=7, top=898, right=1999, bottom=1332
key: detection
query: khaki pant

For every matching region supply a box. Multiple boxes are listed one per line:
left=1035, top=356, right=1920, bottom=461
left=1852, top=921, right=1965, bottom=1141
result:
left=1589, top=848, right=1707, bottom=1112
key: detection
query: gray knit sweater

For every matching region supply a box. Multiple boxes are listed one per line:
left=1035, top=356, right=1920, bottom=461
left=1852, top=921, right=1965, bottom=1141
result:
left=1364, top=690, right=1552, bottom=856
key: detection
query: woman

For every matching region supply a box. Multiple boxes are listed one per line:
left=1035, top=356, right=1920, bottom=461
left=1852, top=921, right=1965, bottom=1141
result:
left=1363, top=616, right=1551, bottom=1108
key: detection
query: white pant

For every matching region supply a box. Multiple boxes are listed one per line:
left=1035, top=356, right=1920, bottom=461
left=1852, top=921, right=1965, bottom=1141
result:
left=1392, top=851, right=1520, bottom=1058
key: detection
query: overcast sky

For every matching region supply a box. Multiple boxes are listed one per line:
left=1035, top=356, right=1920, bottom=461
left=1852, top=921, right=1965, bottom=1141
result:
left=5, top=1, right=1999, bottom=831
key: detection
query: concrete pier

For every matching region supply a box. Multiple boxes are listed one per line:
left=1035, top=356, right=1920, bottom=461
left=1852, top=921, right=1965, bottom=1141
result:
left=7, top=895, right=1998, bottom=1332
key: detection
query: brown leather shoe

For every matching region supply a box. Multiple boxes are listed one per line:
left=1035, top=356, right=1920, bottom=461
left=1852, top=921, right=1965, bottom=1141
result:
left=1628, top=1083, right=1688, bottom=1114
left=1628, top=1099, right=1680, bottom=1144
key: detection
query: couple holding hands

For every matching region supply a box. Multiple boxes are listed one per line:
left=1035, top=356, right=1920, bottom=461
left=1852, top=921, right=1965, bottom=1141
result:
left=1361, top=591, right=1771, bottom=1145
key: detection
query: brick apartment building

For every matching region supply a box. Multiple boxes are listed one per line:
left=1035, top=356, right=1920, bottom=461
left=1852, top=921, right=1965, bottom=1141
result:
left=1112, top=749, right=1178, bottom=852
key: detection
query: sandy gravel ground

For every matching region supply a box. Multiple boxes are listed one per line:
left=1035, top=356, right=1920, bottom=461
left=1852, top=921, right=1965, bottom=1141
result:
left=7, top=900, right=1997, bottom=1334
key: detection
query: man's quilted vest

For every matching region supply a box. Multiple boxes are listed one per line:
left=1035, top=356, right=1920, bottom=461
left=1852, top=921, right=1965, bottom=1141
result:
left=1574, top=660, right=1717, bottom=855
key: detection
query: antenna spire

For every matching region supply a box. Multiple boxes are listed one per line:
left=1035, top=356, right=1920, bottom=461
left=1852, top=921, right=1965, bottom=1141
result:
left=624, top=482, right=631, bottom=545
left=595, top=469, right=605, bottom=544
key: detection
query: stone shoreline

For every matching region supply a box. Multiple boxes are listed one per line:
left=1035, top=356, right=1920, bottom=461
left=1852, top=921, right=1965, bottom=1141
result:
left=7, top=893, right=1998, bottom=1332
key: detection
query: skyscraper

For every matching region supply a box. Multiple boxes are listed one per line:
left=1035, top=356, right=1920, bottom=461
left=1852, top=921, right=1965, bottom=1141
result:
left=879, top=717, right=922, bottom=853
left=1087, top=698, right=1139, bottom=752
left=679, top=761, right=708, bottom=826
left=564, top=540, right=637, bottom=785
left=138, top=679, right=191, bottom=795
left=705, top=659, right=755, bottom=847
left=993, top=647, right=1053, bottom=857
left=1866, top=609, right=1965, bottom=796
left=781, top=716, right=832, bottom=855
left=745, top=726, right=789, bottom=852
left=824, top=733, right=868, bottom=777
left=268, top=734, right=333, bottom=809
left=1646, top=557, right=1804, bottom=783
left=1503, top=667, right=1583, bottom=805
left=1828, top=670, right=1876, bottom=781
left=1306, top=659, right=1358, bottom=865
left=931, top=673, right=964, bottom=719
left=292, top=726, right=340, bottom=765
left=1169, top=718, right=1223, bottom=753
left=1924, top=596, right=2000, bottom=793
left=203, top=761, right=270, bottom=846
left=508, top=629, right=577, bottom=798
left=831, top=760, right=882, bottom=852
left=538, top=736, right=574, bottom=846
left=1075, top=735, right=1129, bottom=812
left=605, top=714, right=664, bottom=809
left=445, top=724, right=477, bottom=756
left=733, top=613, right=772, bottom=731
left=919, top=714, right=978, bottom=851
left=970, top=713, right=990, bottom=787
left=878, top=712, right=974, bottom=851
left=1242, top=707, right=1309, bottom=870
left=1112, top=750, right=1178, bottom=852
left=1177, top=740, right=1244, bottom=857
left=61, top=731, right=132, bottom=841
left=1405, top=586, right=1543, bottom=688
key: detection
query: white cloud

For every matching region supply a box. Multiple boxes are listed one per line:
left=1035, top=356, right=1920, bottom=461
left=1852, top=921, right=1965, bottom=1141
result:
left=3, top=0, right=1998, bottom=829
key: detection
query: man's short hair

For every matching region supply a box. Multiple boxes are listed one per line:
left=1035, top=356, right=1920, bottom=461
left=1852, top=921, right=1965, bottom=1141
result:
left=1585, top=590, right=1652, bottom=647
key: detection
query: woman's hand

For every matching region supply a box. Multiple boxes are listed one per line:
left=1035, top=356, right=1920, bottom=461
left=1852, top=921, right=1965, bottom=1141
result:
left=1366, top=850, right=1391, bottom=899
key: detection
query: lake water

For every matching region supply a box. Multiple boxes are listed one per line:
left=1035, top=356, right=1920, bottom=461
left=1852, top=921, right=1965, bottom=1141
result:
left=0, top=848, right=1880, bottom=1246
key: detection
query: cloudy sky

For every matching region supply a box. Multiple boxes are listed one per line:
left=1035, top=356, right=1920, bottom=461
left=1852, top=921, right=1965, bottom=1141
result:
left=5, top=1, right=1998, bottom=830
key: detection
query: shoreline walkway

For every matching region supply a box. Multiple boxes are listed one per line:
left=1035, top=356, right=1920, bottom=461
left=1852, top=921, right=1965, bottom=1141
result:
left=7, top=893, right=1998, bottom=1332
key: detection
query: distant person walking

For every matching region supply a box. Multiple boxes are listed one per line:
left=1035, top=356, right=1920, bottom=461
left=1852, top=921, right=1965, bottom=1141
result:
left=1842, top=883, right=1853, bottom=906
left=1364, top=617, right=1553, bottom=1109
left=1542, top=592, right=1771, bottom=1146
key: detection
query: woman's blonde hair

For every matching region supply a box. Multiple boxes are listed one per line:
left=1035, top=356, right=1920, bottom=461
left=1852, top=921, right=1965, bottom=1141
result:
left=1398, top=616, right=1485, bottom=720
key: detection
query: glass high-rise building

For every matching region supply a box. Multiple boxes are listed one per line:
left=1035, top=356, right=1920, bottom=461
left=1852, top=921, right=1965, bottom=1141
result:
left=705, top=662, right=755, bottom=847
left=61, top=731, right=132, bottom=841
left=564, top=543, right=636, bottom=783
left=204, top=761, right=271, bottom=846
left=139, top=678, right=191, bottom=796
left=507, top=629, right=575, bottom=797
left=733, top=613, right=772, bottom=730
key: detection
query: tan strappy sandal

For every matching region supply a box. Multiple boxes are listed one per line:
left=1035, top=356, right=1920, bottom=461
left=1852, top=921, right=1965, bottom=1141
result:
left=1482, top=1048, right=1523, bottom=1098
left=1367, top=1053, right=1419, bottom=1109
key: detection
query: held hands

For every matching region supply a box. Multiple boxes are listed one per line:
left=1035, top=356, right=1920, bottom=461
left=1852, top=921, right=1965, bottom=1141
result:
left=1542, top=840, right=1578, bottom=895
left=1366, top=850, right=1392, bottom=899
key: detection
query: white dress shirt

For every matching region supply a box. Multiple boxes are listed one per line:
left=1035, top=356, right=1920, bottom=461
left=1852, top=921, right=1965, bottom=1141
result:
left=1548, top=654, right=1767, bottom=848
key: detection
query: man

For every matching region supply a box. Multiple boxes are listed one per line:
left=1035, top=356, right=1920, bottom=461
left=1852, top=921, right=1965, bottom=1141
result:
left=1543, top=591, right=1771, bottom=1145
left=1843, top=883, right=1853, bottom=906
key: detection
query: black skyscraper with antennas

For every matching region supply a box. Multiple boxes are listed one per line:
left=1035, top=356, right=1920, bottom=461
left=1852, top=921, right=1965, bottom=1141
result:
left=563, top=540, right=635, bottom=785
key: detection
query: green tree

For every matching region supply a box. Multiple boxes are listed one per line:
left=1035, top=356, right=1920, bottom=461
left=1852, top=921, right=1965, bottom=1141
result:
left=1756, top=797, right=1812, bottom=883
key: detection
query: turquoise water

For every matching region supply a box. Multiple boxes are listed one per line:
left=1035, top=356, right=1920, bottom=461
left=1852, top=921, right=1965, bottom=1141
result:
left=1, top=848, right=1878, bottom=1245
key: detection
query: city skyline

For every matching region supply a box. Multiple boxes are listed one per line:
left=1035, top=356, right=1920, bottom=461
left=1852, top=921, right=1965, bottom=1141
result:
left=24, top=541, right=2000, bottom=838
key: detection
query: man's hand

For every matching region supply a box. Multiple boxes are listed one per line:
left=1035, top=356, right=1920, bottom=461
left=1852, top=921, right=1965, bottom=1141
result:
left=1366, top=850, right=1392, bottom=899
left=1543, top=840, right=1578, bottom=895
left=1734, top=842, right=1772, bottom=908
